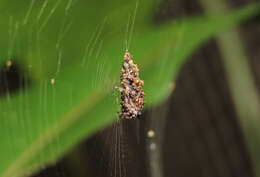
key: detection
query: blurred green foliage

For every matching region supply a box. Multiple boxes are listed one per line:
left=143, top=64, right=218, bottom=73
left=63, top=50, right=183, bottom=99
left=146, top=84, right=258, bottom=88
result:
left=0, top=0, right=259, bottom=177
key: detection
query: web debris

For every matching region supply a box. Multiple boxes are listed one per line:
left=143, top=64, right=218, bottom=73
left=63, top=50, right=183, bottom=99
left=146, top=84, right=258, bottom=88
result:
left=115, top=52, right=145, bottom=119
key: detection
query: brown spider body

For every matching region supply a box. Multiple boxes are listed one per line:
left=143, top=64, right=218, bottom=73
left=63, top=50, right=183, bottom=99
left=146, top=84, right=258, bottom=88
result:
left=115, top=52, right=145, bottom=119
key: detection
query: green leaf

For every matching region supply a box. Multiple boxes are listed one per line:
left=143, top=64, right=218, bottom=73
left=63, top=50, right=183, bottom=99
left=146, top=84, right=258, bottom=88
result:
left=0, top=0, right=259, bottom=177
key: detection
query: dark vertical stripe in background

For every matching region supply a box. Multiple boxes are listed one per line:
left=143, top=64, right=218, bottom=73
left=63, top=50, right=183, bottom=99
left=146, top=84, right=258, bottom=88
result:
left=161, top=0, right=259, bottom=177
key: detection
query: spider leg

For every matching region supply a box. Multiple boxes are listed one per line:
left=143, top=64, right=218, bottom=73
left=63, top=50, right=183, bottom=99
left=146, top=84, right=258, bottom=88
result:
left=114, top=86, right=124, bottom=92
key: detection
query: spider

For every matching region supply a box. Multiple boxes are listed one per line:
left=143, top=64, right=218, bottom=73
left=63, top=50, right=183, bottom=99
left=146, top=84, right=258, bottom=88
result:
left=115, top=52, right=145, bottom=119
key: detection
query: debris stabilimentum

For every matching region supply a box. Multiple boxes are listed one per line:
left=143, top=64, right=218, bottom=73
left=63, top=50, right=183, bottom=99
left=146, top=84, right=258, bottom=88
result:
left=115, top=52, right=145, bottom=119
